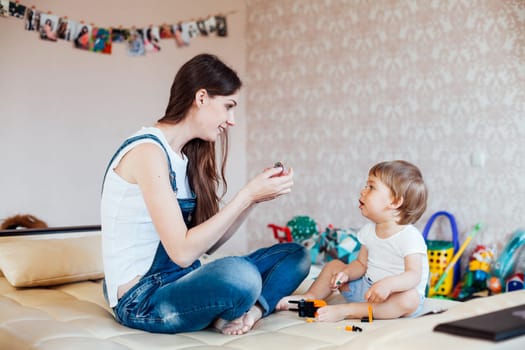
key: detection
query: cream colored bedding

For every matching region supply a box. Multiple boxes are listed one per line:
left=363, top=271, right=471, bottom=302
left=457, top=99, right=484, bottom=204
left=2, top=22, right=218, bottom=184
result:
left=1, top=230, right=524, bottom=349
left=2, top=274, right=525, bottom=349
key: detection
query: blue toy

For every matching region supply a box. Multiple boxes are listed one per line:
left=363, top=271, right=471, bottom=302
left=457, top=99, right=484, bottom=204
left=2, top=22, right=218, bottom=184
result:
left=492, top=229, right=525, bottom=292
left=311, top=225, right=360, bottom=265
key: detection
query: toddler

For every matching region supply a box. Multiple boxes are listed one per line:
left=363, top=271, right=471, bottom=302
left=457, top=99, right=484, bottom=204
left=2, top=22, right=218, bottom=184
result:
left=278, top=160, right=429, bottom=321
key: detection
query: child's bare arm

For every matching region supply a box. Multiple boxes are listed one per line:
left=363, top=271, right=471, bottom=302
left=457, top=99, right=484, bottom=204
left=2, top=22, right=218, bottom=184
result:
left=330, top=246, right=368, bottom=289
left=365, top=253, right=423, bottom=303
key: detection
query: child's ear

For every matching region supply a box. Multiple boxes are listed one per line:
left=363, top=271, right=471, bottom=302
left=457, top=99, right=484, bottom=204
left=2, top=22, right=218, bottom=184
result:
left=390, top=197, right=404, bottom=209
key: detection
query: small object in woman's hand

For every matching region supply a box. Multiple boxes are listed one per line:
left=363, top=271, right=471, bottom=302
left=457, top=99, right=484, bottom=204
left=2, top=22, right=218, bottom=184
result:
left=273, top=161, right=285, bottom=175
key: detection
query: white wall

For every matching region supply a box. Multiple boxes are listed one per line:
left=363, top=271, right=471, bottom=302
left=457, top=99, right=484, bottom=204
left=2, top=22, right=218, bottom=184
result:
left=0, top=0, right=248, bottom=253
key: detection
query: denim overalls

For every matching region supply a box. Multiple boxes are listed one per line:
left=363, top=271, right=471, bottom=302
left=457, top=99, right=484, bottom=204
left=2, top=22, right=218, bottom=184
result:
left=102, top=134, right=311, bottom=334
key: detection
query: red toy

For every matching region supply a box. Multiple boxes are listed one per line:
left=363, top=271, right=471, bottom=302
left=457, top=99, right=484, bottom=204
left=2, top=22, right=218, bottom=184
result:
left=506, top=273, right=524, bottom=292
left=267, top=223, right=293, bottom=243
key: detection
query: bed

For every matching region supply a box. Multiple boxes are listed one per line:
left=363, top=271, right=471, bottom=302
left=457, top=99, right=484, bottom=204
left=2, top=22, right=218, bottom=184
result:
left=1, top=226, right=524, bottom=350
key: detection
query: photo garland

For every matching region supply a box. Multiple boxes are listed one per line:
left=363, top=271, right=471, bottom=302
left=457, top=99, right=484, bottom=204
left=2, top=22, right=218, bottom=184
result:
left=0, top=0, right=229, bottom=56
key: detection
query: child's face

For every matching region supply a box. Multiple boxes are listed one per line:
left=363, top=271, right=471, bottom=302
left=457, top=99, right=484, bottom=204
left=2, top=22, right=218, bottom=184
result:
left=359, top=175, right=394, bottom=223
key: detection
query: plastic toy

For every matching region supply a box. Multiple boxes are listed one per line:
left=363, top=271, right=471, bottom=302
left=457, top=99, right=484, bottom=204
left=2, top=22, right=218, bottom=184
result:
left=286, top=216, right=318, bottom=242
left=423, top=211, right=461, bottom=297
left=506, top=273, right=524, bottom=292
left=487, top=276, right=502, bottom=294
left=288, top=299, right=327, bottom=317
left=433, top=223, right=483, bottom=295
left=267, top=223, right=293, bottom=243
left=360, top=304, right=373, bottom=323
left=314, top=225, right=361, bottom=264
left=455, top=244, right=494, bottom=300
left=345, top=325, right=363, bottom=332
left=268, top=218, right=361, bottom=266
left=267, top=216, right=318, bottom=243
left=491, top=229, right=525, bottom=291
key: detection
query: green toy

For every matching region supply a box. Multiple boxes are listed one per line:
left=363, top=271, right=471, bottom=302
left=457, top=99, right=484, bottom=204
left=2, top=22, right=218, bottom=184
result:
left=286, top=216, right=318, bottom=242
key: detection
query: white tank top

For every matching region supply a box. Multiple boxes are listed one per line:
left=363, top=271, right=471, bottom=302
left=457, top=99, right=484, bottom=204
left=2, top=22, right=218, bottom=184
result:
left=101, top=127, right=191, bottom=307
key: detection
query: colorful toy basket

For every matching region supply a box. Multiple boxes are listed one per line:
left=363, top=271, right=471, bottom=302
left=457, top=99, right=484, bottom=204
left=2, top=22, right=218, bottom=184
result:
left=422, top=211, right=461, bottom=297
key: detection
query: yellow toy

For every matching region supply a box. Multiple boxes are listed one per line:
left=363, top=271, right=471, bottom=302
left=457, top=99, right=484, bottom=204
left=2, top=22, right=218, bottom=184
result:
left=432, top=223, right=482, bottom=295
left=422, top=211, right=462, bottom=297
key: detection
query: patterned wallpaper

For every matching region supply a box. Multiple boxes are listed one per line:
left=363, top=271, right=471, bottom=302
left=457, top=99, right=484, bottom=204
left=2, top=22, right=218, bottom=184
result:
left=244, top=0, right=525, bottom=256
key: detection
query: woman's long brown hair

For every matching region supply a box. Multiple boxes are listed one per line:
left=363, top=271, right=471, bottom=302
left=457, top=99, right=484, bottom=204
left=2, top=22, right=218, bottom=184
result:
left=158, top=54, right=242, bottom=226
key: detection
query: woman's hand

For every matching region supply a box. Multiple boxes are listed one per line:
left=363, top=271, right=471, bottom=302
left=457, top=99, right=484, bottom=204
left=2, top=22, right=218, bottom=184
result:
left=242, top=166, right=294, bottom=204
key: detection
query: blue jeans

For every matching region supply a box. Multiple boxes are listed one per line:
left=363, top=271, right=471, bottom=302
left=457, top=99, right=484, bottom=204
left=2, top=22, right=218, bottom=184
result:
left=112, top=242, right=310, bottom=334
left=104, top=133, right=310, bottom=333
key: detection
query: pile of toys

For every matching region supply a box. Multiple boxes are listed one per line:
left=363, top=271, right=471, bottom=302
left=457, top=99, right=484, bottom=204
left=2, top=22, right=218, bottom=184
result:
left=268, top=216, right=361, bottom=266
left=269, top=212, right=525, bottom=301
left=423, top=211, right=525, bottom=300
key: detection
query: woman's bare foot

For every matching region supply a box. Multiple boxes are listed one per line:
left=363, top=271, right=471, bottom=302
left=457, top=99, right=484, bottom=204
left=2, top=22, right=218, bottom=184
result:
left=214, top=305, right=263, bottom=335
left=275, top=294, right=315, bottom=311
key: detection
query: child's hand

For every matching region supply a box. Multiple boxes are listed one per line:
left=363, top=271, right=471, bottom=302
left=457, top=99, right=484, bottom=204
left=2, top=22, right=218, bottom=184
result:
left=330, top=271, right=349, bottom=290
left=365, top=280, right=392, bottom=303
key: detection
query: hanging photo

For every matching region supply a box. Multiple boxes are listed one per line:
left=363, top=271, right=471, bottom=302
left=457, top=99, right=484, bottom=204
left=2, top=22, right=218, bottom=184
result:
left=215, top=15, right=227, bottom=37
left=8, top=1, right=25, bottom=19
left=0, top=0, right=9, bottom=17
left=204, top=16, right=217, bottom=34
left=92, top=27, right=112, bottom=54
left=72, top=22, right=92, bottom=50
left=33, top=9, right=41, bottom=31
left=127, top=29, right=145, bottom=56
left=3, top=8, right=228, bottom=56
left=159, top=24, right=174, bottom=39
left=56, top=17, right=74, bottom=40
left=39, top=13, right=58, bottom=42
left=196, top=19, right=208, bottom=36
left=143, top=26, right=161, bottom=52
left=24, top=6, right=36, bottom=31
left=172, top=24, right=189, bottom=47
left=181, top=21, right=200, bottom=39
left=111, top=28, right=130, bottom=43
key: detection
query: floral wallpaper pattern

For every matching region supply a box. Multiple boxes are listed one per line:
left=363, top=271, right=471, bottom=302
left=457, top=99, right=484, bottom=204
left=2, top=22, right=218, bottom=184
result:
left=244, top=0, right=525, bottom=256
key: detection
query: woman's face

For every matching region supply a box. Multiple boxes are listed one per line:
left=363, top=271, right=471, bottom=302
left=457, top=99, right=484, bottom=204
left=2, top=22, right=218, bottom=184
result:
left=194, top=90, right=239, bottom=142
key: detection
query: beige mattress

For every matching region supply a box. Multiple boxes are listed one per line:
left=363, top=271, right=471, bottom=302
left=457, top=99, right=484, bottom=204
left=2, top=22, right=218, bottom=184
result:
left=1, top=230, right=524, bottom=349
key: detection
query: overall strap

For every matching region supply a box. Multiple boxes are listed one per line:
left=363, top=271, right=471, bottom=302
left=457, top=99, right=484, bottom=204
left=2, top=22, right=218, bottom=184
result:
left=101, top=134, right=177, bottom=193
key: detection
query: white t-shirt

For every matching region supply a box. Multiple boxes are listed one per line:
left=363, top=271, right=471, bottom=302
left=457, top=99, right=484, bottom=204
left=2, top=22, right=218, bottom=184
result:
left=101, top=127, right=191, bottom=307
left=357, top=223, right=429, bottom=297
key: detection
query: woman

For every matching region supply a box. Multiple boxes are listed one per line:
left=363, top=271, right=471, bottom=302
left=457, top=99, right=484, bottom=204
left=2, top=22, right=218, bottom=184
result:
left=101, top=54, right=310, bottom=335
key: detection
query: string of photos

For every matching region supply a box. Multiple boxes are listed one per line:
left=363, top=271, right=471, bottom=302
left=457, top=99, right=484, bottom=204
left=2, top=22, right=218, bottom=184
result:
left=0, top=0, right=229, bottom=56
